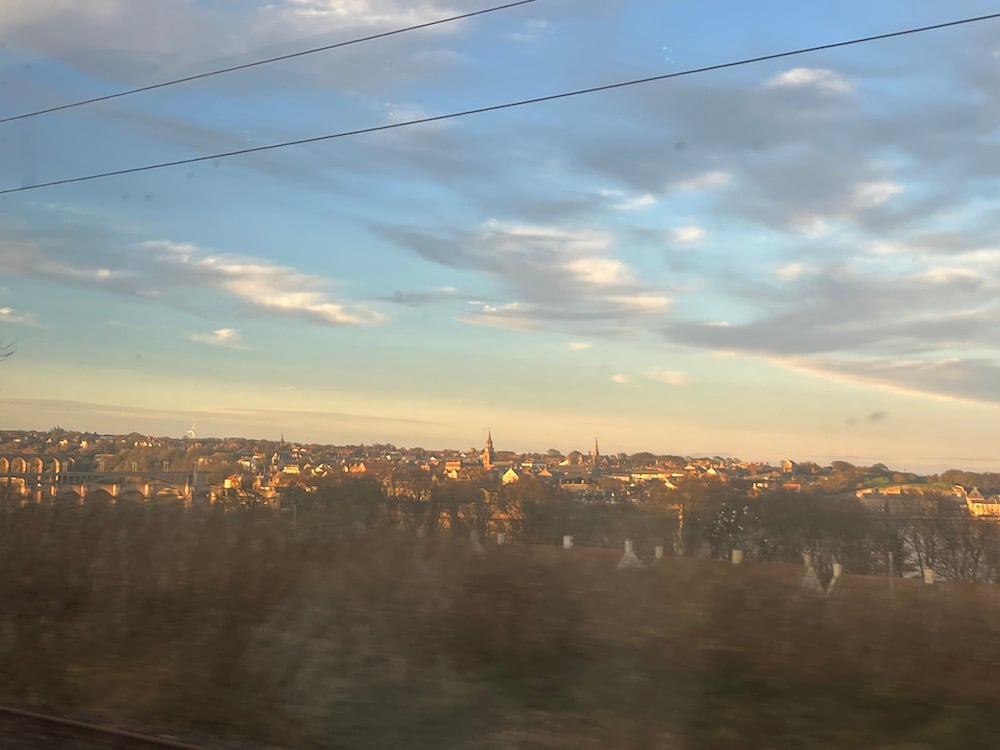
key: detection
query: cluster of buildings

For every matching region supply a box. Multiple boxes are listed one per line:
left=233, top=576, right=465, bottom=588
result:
left=852, top=480, right=1000, bottom=517
left=959, top=487, right=1000, bottom=517
left=226, top=432, right=794, bottom=504
left=4, top=430, right=1000, bottom=520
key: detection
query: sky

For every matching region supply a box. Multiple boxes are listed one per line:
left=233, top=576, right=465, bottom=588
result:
left=2, top=0, right=1000, bottom=471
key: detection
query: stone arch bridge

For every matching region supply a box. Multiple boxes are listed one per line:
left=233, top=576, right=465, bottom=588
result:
left=0, top=454, right=209, bottom=504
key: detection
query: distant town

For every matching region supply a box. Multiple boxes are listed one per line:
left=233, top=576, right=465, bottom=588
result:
left=1, top=427, right=998, bottom=519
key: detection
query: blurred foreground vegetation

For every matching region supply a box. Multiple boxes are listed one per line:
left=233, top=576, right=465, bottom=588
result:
left=2, top=503, right=1000, bottom=749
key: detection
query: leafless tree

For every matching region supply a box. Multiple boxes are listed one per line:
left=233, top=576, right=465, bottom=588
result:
left=935, top=519, right=996, bottom=583
left=904, top=517, right=941, bottom=578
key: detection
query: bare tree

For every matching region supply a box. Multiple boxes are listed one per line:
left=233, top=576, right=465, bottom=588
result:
left=935, top=519, right=995, bottom=583
left=904, top=518, right=941, bottom=579
left=0, top=341, right=12, bottom=360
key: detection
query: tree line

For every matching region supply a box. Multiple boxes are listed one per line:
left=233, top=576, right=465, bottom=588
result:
left=230, top=469, right=1000, bottom=584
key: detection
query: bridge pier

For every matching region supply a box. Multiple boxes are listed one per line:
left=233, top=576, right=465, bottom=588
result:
left=1, top=468, right=196, bottom=507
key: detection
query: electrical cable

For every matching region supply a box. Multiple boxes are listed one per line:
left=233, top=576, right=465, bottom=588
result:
left=0, top=0, right=540, bottom=125
left=3, top=11, right=999, bottom=196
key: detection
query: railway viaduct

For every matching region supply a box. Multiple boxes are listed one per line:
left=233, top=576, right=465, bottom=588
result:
left=0, top=454, right=209, bottom=504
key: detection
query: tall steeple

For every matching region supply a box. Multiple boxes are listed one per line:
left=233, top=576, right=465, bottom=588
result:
left=483, top=431, right=496, bottom=469
left=591, top=436, right=600, bottom=465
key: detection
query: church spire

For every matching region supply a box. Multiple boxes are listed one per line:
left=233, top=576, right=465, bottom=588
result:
left=591, top=436, right=600, bottom=465
left=483, top=431, right=495, bottom=469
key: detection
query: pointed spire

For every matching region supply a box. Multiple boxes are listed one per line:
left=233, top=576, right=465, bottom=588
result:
left=483, top=430, right=495, bottom=468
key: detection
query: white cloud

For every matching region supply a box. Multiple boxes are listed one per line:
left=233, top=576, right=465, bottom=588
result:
left=869, top=241, right=907, bottom=255
left=460, top=313, right=538, bottom=332
left=277, top=0, right=454, bottom=27
left=0, top=1, right=224, bottom=79
left=765, top=67, right=853, bottom=94
left=671, top=225, right=705, bottom=244
left=384, top=102, right=435, bottom=124
left=642, top=368, right=692, bottom=386
left=383, top=219, right=671, bottom=333
left=0, top=236, right=382, bottom=328
left=851, top=180, right=902, bottom=209
left=568, top=341, right=593, bottom=351
left=615, top=193, right=657, bottom=211
left=0, top=306, right=43, bottom=327
left=791, top=215, right=832, bottom=238
left=140, top=241, right=385, bottom=326
left=460, top=301, right=538, bottom=330
left=187, top=328, right=246, bottom=349
left=483, top=220, right=612, bottom=255
left=0, top=240, right=133, bottom=285
left=564, top=257, right=630, bottom=286
left=904, top=267, right=984, bottom=285
left=381, top=101, right=456, bottom=133
left=765, top=355, right=992, bottom=406
left=0, top=1, right=150, bottom=35
left=610, top=373, right=631, bottom=384
left=480, top=301, right=525, bottom=314
left=613, top=293, right=672, bottom=313
left=600, top=187, right=655, bottom=209
left=0, top=0, right=470, bottom=96
left=673, top=171, right=731, bottom=191
left=776, top=262, right=806, bottom=281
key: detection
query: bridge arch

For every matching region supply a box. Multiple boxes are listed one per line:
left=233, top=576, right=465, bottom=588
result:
left=2, top=455, right=70, bottom=475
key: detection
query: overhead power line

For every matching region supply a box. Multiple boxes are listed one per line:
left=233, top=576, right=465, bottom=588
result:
left=0, top=0, right=540, bottom=125
left=2, top=11, right=999, bottom=197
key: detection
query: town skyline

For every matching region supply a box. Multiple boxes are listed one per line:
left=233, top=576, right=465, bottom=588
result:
left=4, top=2, right=1000, bottom=474
left=0, top=422, right=995, bottom=476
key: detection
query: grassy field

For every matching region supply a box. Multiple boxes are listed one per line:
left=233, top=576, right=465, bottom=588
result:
left=2, top=503, right=1000, bottom=748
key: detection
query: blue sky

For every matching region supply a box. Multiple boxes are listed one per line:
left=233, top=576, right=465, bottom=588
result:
left=2, top=0, right=1000, bottom=471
